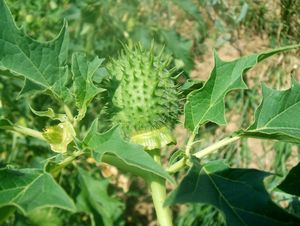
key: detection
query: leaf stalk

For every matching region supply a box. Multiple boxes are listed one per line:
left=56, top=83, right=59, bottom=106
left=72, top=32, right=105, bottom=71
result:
left=193, top=136, right=240, bottom=159
left=12, top=125, right=46, bottom=141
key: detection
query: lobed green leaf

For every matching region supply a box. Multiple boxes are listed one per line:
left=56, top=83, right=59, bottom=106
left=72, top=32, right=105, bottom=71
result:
left=184, top=44, right=300, bottom=132
left=241, top=79, right=300, bottom=143
left=71, top=53, right=105, bottom=120
left=0, top=0, right=70, bottom=101
left=0, top=167, right=76, bottom=215
left=83, top=120, right=173, bottom=182
left=166, top=159, right=300, bottom=226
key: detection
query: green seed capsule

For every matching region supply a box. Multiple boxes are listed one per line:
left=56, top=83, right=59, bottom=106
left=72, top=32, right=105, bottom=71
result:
left=105, top=44, right=179, bottom=150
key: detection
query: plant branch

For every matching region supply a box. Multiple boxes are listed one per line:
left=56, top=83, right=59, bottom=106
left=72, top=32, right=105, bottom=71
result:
left=193, top=136, right=240, bottom=159
left=168, top=135, right=240, bottom=173
left=12, top=125, right=46, bottom=141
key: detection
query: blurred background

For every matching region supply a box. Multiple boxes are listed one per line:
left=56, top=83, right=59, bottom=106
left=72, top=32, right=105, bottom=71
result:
left=1, top=0, right=300, bottom=225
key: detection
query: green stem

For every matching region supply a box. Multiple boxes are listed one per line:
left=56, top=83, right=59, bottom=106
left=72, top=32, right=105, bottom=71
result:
left=64, top=104, right=74, bottom=122
left=148, top=151, right=173, bottom=226
left=193, top=136, right=240, bottom=159
left=167, top=157, right=186, bottom=173
left=13, top=125, right=46, bottom=141
left=168, top=135, right=240, bottom=173
left=185, top=132, right=196, bottom=156
left=50, top=150, right=85, bottom=176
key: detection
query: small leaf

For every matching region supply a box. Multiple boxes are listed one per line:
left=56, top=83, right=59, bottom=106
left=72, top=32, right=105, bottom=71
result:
left=71, top=53, right=105, bottom=120
left=76, top=168, right=123, bottom=226
left=0, top=0, right=70, bottom=101
left=0, top=167, right=76, bottom=215
left=184, top=44, right=300, bottom=132
left=83, top=120, right=173, bottom=182
left=241, top=79, right=300, bottom=143
left=278, top=162, right=300, bottom=196
left=30, top=106, right=66, bottom=121
left=166, top=159, right=300, bottom=226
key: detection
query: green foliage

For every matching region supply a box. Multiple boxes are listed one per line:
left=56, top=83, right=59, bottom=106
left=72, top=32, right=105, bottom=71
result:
left=76, top=168, right=123, bottom=226
left=166, top=159, right=300, bottom=226
left=71, top=53, right=105, bottom=120
left=184, top=44, right=300, bottom=132
left=278, top=162, right=300, bottom=196
left=27, top=208, right=63, bottom=226
left=0, top=0, right=300, bottom=225
left=0, top=0, right=69, bottom=101
left=0, top=167, right=76, bottom=215
left=162, top=30, right=194, bottom=73
left=83, top=120, right=173, bottom=182
left=241, top=79, right=300, bottom=143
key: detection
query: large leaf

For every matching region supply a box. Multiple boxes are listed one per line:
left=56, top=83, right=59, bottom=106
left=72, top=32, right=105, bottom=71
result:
left=278, top=162, right=300, bottom=196
left=0, top=167, right=76, bottom=215
left=0, top=0, right=69, bottom=101
left=83, top=120, right=173, bottom=182
left=76, top=168, right=123, bottom=226
left=184, top=44, right=300, bottom=132
left=71, top=53, right=105, bottom=120
left=166, top=160, right=300, bottom=226
left=241, top=79, right=300, bottom=143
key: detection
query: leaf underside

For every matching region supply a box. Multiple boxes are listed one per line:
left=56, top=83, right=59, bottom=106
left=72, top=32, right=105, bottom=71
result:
left=166, top=160, right=300, bottom=226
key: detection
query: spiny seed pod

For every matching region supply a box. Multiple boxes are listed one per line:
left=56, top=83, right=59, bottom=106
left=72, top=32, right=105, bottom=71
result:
left=105, top=44, right=180, bottom=150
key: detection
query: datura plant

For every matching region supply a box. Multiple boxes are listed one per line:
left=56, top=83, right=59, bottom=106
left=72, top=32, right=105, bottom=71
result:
left=1, top=0, right=300, bottom=225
